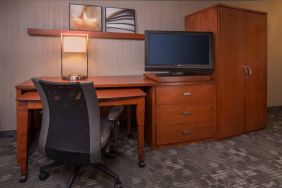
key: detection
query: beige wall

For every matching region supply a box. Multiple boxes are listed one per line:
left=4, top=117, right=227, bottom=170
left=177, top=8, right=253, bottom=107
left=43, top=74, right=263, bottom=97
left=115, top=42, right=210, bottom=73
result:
left=0, top=0, right=281, bottom=131
left=267, top=0, right=282, bottom=108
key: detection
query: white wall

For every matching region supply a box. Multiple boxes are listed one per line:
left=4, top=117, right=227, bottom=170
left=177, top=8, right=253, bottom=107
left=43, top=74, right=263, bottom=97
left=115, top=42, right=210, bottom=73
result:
left=0, top=0, right=280, bottom=131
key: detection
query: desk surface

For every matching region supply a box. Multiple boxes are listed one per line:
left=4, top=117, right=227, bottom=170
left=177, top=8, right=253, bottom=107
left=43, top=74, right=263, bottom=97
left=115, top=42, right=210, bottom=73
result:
left=16, top=76, right=156, bottom=90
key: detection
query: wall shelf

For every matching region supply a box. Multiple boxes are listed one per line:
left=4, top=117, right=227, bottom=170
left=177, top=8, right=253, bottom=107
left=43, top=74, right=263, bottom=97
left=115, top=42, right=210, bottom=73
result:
left=27, top=28, right=145, bottom=40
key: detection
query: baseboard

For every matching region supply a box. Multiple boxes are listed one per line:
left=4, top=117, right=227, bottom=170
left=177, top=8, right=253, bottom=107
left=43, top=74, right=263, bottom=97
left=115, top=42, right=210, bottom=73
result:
left=267, top=105, right=282, bottom=112
left=0, top=130, right=16, bottom=138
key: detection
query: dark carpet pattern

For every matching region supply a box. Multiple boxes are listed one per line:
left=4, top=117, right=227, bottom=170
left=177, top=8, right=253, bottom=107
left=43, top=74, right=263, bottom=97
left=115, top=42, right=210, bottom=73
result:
left=0, top=108, right=282, bottom=188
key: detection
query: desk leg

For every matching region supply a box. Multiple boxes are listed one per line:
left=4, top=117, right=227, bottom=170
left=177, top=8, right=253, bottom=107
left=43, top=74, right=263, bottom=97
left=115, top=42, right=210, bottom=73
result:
left=16, top=102, right=29, bottom=182
left=136, top=98, right=145, bottom=167
left=127, top=106, right=133, bottom=138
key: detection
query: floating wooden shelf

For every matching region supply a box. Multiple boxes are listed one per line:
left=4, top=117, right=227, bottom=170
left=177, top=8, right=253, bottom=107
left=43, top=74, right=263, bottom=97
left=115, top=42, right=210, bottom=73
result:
left=27, top=28, right=144, bottom=40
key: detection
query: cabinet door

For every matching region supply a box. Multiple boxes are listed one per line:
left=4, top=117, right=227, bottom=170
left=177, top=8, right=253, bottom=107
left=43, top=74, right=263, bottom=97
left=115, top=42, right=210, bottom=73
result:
left=244, top=13, right=267, bottom=132
left=217, top=7, right=246, bottom=138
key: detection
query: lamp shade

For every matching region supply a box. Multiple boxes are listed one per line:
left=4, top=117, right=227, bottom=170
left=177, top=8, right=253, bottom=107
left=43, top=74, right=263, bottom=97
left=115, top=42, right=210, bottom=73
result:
left=63, top=36, right=87, bottom=53
left=61, top=33, right=88, bottom=81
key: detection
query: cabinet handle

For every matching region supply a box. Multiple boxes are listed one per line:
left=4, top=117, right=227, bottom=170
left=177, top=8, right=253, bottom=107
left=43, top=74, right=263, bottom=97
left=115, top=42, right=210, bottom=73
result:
left=182, top=130, right=192, bottom=135
left=182, top=111, right=192, bottom=116
left=183, top=92, right=192, bottom=96
left=241, top=66, right=247, bottom=77
left=247, top=65, right=253, bottom=77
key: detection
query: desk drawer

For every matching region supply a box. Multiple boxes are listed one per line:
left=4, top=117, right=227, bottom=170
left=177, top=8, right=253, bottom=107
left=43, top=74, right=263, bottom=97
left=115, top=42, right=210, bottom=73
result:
left=156, top=84, right=213, bottom=105
left=156, top=120, right=215, bottom=145
left=156, top=104, right=214, bottom=125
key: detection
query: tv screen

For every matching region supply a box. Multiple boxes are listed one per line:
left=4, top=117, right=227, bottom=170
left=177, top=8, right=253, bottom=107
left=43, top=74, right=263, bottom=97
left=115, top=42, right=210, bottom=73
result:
left=145, top=31, right=214, bottom=75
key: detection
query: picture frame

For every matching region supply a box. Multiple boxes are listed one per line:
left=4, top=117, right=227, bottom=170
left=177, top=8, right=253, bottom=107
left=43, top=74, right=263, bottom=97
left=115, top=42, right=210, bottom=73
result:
left=69, top=4, right=102, bottom=32
left=105, top=7, right=136, bottom=33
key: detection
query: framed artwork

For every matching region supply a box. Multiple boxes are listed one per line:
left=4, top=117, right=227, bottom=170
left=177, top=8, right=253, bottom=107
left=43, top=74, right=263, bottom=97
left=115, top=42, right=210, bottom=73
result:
left=105, top=7, right=136, bottom=33
left=69, top=4, right=102, bottom=32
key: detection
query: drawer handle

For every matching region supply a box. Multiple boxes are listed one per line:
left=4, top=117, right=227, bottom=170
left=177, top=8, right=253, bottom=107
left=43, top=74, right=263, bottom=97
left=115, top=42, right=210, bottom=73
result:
left=182, top=130, right=192, bottom=135
left=182, top=111, right=192, bottom=116
left=183, top=92, right=192, bottom=96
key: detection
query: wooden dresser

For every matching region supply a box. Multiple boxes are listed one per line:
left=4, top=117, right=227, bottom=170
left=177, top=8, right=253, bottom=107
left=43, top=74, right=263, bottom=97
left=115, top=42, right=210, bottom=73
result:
left=145, top=74, right=217, bottom=148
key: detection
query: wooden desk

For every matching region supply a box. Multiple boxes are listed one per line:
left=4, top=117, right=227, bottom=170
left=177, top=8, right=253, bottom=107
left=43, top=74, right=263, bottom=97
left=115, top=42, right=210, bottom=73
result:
left=15, top=76, right=156, bottom=182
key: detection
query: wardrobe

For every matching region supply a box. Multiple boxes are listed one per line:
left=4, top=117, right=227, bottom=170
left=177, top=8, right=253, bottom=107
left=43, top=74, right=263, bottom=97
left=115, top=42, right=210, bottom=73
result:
left=185, top=4, right=267, bottom=138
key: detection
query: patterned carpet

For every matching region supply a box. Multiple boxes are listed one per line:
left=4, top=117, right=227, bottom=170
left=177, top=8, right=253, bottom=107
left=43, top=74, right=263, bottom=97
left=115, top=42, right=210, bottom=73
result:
left=0, top=107, right=282, bottom=188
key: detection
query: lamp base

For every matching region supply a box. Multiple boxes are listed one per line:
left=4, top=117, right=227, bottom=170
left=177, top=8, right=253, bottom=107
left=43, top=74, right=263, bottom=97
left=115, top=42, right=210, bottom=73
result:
left=62, top=75, right=88, bottom=81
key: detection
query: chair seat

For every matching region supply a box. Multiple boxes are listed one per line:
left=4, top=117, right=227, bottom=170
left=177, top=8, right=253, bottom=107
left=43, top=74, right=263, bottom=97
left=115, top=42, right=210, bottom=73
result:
left=45, top=119, right=112, bottom=165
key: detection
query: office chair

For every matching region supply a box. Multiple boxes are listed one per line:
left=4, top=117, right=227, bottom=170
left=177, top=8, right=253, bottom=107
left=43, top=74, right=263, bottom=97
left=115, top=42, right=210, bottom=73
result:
left=32, top=78, right=124, bottom=188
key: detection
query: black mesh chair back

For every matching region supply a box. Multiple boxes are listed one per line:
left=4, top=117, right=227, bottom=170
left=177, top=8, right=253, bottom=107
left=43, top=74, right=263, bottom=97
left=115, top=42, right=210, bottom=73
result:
left=32, top=78, right=101, bottom=165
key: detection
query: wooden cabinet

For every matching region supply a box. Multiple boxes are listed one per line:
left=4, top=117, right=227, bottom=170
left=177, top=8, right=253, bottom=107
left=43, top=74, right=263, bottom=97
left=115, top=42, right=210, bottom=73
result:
left=144, top=74, right=217, bottom=147
left=155, top=82, right=216, bottom=146
left=185, top=5, right=267, bottom=139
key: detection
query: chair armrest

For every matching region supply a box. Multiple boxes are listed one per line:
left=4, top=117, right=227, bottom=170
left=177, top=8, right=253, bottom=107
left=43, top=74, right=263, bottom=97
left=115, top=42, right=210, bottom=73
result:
left=107, top=106, right=124, bottom=121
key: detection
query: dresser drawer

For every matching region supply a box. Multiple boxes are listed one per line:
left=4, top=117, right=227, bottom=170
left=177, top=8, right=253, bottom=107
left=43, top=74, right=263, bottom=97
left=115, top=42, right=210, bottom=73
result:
left=156, top=84, right=214, bottom=105
left=156, top=120, right=215, bottom=145
left=156, top=104, right=214, bottom=125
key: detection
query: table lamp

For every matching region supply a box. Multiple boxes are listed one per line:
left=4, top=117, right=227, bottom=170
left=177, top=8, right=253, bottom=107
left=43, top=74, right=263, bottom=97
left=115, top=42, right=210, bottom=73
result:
left=61, top=33, right=88, bottom=81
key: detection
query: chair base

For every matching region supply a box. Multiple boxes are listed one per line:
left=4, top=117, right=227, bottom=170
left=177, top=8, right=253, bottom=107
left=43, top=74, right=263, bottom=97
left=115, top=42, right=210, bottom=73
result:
left=38, top=162, right=122, bottom=188
left=94, top=163, right=122, bottom=188
left=66, top=166, right=81, bottom=188
left=39, top=161, right=58, bottom=181
left=104, top=144, right=116, bottom=158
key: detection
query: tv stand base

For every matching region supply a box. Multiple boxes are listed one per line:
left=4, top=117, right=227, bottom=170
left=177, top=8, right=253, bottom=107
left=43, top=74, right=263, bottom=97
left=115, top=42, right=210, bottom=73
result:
left=144, top=72, right=217, bottom=148
left=144, top=72, right=212, bottom=83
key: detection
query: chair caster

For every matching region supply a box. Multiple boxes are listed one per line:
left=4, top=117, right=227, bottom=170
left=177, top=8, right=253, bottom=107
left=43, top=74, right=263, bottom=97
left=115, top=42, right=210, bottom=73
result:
left=19, top=175, right=27, bottom=183
left=138, top=160, right=146, bottom=168
left=114, top=181, right=123, bottom=188
left=39, top=170, right=50, bottom=181
left=105, top=150, right=116, bottom=158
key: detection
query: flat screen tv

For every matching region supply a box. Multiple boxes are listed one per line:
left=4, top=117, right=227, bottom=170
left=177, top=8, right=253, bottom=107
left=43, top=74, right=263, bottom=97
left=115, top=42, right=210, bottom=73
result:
left=145, top=30, right=214, bottom=75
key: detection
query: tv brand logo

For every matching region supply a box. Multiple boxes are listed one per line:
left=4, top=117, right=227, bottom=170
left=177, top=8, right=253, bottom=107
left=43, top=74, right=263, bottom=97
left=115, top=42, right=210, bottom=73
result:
left=177, top=65, right=182, bottom=67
